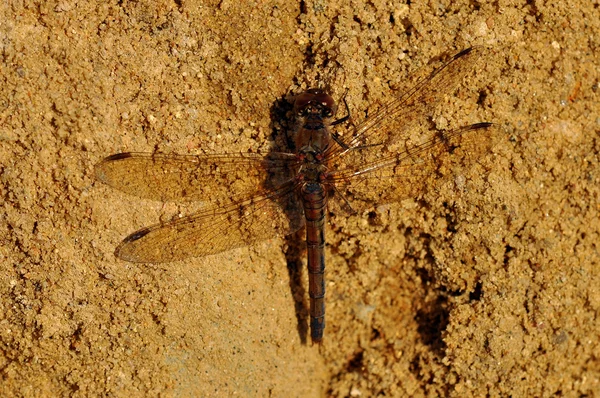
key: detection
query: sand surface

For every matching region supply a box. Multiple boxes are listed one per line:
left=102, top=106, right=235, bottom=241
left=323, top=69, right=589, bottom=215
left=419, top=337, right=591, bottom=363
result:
left=1, top=0, right=599, bottom=396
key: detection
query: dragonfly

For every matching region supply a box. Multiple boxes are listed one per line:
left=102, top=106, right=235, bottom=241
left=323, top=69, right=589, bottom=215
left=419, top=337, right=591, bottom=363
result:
left=95, top=47, right=496, bottom=343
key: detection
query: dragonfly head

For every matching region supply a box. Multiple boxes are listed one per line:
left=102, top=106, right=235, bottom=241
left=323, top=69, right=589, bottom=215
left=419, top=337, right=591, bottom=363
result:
left=294, top=89, right=337, bottom=120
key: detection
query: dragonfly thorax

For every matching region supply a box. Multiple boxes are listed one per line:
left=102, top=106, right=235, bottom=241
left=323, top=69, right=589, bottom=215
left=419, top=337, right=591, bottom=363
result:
left=297, top=151, right=328, bottom=184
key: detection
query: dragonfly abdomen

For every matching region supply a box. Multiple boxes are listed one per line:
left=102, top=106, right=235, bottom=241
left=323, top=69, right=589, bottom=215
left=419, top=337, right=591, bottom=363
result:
left=301, top=182, right=328, bottom=343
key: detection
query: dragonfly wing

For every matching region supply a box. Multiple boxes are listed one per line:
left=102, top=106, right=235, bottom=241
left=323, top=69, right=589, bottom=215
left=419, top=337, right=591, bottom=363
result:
left=328, top=47, right=484, bottom=158
left=115, top=181, right=305, bottom=263
left=95, top=152, right=297, bottom=204
left=329, top=123, right=499, bottom=212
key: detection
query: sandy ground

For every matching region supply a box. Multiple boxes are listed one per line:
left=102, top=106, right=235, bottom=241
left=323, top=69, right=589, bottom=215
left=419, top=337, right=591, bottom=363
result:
left=1, top=0, right=599, bottom=396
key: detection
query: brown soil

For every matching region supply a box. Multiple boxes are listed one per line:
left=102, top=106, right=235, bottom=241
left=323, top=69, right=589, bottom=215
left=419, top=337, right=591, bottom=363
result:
left=1, top=0, right=598, bottom=396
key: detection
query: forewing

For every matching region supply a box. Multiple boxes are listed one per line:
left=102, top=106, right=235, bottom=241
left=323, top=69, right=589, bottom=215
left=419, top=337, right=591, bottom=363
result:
left=329, top=123, right=499, bottom=211
left=95, top=152, right=297, bottom=205
left=328, top=47, right=483, bottom=158
left=115, top=181, right=305, bottom=263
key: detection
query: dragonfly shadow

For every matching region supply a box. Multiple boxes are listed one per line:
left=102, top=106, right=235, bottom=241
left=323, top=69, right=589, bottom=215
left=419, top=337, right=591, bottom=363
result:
left=283, top=230, right=309, bottom=345
left=265, top=94, right=310, bottom=345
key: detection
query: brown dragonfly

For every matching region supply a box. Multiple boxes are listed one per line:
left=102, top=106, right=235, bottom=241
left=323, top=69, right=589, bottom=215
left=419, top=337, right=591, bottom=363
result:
left=96, top=47, right=496, bottom=343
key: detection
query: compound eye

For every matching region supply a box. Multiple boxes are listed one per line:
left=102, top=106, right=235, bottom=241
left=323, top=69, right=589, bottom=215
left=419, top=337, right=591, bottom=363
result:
left=312, top=92, right=335, bottom=111
left=294, top=92, right=313, bottom=110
